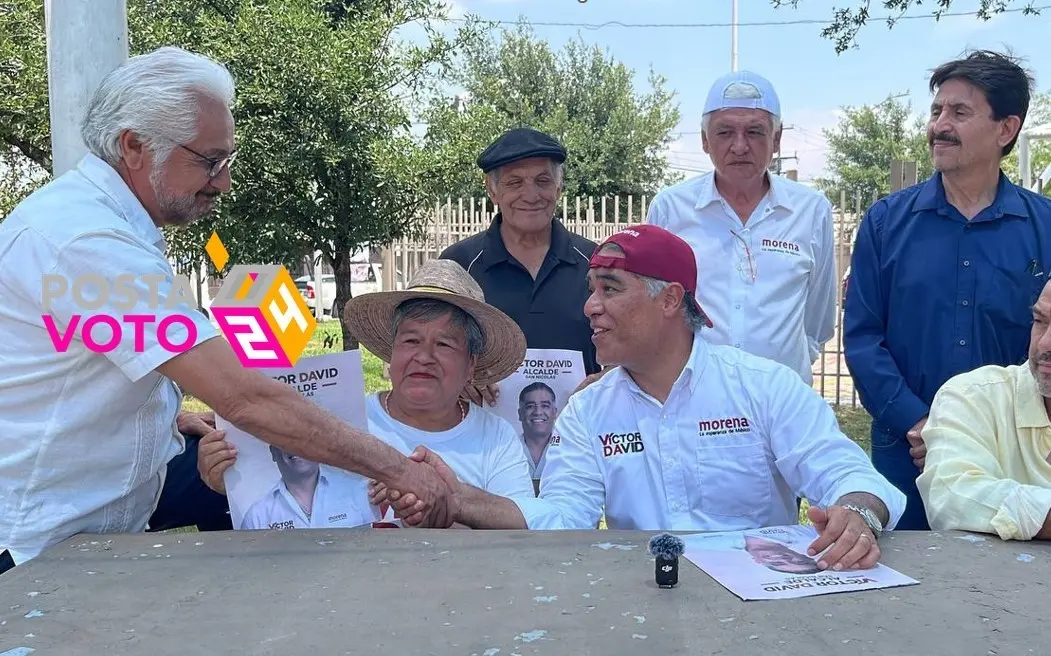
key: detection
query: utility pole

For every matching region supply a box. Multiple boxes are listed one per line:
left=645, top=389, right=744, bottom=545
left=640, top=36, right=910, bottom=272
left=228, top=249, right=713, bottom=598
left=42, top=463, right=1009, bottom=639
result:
left=44, top=0, right=128, bottom=176
left=770, top=152, right=798, bottom=176
left=731, top=0, right=739, bottom=72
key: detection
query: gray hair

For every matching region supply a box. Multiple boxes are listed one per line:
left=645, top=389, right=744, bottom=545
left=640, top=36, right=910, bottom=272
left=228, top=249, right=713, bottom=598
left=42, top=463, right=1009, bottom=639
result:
left=486, top=160, right=564, bottom=188
left=701, top=81, right=782, bottom=135
left=80, top=46, right=236, bottom=168
left=640, top=275, right=709, bottom=333
left=391, top=298, right=486, bottom=358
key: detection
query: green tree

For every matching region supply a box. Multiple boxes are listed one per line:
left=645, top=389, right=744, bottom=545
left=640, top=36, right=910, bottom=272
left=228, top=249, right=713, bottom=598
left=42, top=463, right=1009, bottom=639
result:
left=817, top=95, right=934, bottom=204
left=0, top=0, right=481, bottom=350
left=419, top=21, right=681, bottom=218
left=771, top=0, right=1043, bottom=54
left=0, top=0, right=50, bottom=216
left=819, top=92, right=1051, bottom=205
left=1002, top=90, right=1051, bottom=193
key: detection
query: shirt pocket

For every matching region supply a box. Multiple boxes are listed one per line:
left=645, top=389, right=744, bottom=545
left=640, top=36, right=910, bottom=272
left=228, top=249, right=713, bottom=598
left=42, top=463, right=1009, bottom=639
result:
left=696, top=438, right=772, bottom=518
left=994, top=268, right=1046, bottom=322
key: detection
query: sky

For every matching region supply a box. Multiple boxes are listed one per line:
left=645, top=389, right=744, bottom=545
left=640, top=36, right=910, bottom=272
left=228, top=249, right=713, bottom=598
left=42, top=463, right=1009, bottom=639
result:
left=432, top=0, right=1051, bottom=182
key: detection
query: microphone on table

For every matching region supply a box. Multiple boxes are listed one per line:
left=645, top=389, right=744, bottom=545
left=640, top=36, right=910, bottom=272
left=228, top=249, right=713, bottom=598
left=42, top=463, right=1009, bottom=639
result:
left=648, top=533, right=686, bottom=589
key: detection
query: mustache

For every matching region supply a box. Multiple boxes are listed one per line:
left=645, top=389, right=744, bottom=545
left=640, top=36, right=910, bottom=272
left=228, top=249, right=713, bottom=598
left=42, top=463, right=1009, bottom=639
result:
left=1037, top=353, right=1051, bottom=364
left=930, top=132, right=961, bottom=146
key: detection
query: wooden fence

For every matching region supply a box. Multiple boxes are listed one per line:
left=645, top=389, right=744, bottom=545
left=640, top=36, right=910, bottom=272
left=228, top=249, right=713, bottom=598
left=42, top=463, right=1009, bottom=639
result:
left=380, top=189, right=890, bottom=408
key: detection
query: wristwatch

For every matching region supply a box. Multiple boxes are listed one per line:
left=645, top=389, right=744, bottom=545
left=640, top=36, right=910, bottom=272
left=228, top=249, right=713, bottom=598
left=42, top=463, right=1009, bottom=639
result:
left=842, top=504, right=884, bottom=540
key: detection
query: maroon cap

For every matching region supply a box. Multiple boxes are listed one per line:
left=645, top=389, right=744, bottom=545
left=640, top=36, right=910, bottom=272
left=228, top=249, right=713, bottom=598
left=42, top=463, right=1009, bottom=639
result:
left=589, top=225, right=713, bottom=328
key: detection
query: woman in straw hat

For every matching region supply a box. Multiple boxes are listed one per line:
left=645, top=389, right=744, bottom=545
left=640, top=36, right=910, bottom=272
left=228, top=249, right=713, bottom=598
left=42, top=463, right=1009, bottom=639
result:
left=198, top=259, right=535, bottom=526
left=343, top=259, right=535, bottom=521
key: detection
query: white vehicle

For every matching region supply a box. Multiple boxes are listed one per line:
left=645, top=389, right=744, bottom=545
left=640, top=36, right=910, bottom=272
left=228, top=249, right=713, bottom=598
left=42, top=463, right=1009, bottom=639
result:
left=295, top=263, right=382, bottom=318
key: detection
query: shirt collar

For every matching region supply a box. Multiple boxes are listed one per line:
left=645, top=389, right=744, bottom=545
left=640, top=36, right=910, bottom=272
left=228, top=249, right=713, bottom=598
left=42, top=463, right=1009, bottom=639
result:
left=619, top=331, right=710, bottom=400
left=913, top=171, right=1030, bottom=221
left=679, top=331, right=710, bottom=396
left=75, top=153, right=167, bottom=249
left=480, top=212, right=577, bottom=270
left=1015, top=363, right=1050, bottom=429
left=694, top=170, right=793, bottom=213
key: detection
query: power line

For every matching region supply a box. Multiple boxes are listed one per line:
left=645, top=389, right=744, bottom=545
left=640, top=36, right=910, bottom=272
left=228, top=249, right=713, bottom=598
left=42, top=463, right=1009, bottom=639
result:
left=441, top=5, right=1048, bottom=30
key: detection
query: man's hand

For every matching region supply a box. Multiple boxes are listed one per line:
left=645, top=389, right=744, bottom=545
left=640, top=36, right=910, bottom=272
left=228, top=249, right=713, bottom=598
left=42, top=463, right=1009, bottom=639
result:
left=381, top=448, right=459, bottom=528
left=806, top=505, right=880, bottom=571
left=197, top=429, right=236, bottom=495
left=178, top=410, right=216, bottom=437
left=461, top=383, right=499, bottom=407
left=367, top=480, right=393, bottom=520
left=382, top=446, right=462, bottom=527
left=906, top=416, right=928, bottom=470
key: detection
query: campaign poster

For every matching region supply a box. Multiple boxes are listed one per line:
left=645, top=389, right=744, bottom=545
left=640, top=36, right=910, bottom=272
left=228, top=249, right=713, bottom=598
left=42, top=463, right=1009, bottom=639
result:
left=492, top=348, right=586, bottom=495
left=215, top=350, right=383, bottom=531
left=682, top=524, right=920, bottom=601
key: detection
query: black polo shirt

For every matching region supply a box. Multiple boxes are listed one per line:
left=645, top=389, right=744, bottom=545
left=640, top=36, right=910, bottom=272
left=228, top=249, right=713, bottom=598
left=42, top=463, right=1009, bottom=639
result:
left=440, top=214, right=600, bottom=375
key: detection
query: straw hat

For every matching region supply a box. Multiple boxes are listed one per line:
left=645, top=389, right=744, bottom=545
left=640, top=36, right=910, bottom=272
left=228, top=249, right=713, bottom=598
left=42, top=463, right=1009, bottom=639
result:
left=343, top=259, right=526, bottom=386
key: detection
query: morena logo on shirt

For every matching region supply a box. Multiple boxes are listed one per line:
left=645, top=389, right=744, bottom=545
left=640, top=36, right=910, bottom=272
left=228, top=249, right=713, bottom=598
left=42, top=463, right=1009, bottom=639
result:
left=698, top=416, right=751, bottom=437
left=599, top=431, right=645, bottom=457
left=760, top=238, right=801, bottom=255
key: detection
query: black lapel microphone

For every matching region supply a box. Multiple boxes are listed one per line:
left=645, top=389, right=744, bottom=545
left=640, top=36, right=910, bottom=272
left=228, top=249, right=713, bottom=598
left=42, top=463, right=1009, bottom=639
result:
left=648, top=533, right=686, bottom=588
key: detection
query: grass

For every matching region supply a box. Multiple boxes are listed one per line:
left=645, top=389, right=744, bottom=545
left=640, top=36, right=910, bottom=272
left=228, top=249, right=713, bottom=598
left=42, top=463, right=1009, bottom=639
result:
left=179, top=323, right=874, bottom=529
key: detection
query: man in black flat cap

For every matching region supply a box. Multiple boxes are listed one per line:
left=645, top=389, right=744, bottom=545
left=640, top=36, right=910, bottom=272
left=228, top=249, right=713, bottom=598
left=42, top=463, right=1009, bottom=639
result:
left=440, top=127, right=600, bottom=406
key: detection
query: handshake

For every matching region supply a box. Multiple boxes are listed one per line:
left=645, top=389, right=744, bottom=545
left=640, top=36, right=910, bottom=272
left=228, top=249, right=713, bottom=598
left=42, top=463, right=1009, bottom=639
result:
left=368, top=446, right=464, bottom=528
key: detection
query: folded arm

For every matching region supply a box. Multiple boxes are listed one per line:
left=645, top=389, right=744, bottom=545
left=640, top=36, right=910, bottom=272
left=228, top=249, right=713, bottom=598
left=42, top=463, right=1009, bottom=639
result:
left=917, top=383, right=1051, bottom=540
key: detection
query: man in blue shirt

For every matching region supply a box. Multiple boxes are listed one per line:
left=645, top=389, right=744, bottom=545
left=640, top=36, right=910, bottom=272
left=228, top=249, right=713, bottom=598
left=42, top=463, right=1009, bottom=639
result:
left=844, top=49, right=1051, bottom=530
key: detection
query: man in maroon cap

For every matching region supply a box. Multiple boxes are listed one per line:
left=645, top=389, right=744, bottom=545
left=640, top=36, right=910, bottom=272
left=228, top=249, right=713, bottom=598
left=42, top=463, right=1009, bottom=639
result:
left=381, top=225, right=907, bottom=574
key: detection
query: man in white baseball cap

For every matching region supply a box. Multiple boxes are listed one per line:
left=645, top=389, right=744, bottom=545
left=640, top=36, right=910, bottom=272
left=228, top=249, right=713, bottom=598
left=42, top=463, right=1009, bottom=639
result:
left=645, top=70, right=837, bottom=388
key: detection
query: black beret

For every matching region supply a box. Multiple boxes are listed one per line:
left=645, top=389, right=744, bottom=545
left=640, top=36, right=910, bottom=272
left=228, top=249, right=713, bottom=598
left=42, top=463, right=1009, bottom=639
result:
left=476, top=127, right=567, bottom=173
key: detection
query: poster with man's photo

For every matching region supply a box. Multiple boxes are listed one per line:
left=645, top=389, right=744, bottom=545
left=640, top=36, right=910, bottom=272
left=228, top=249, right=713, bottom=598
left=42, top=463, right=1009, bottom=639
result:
left=215, top=350, right=383, bottom=531
left=492, top=348, right=586, bottom=495
left=682, top=524, right=920, bottom=601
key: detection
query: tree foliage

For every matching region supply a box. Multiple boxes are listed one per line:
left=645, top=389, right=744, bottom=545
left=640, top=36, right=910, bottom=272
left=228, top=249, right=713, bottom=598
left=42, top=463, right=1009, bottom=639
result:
left=419, top=21, right=681, bottom=215
left=820, top=92, right=1051, bottom=204
left=771, top=0, right=1044, bottom=53
left=0, top=0, right=50, bottom=217
left=0, top=0, right=481, bottom=350
left=1002, top=90, right=1051, bottom=188
left=817, top=96, right=934, bottom=203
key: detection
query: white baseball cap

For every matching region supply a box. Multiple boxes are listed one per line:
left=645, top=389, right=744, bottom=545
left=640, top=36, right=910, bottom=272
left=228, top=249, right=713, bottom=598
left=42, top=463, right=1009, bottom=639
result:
left=703, top=70, right=781, bottom=119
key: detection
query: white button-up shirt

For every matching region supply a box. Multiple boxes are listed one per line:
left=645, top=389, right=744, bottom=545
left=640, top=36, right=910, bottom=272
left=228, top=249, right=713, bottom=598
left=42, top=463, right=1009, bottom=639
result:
left=239, top=467, right=378, bottom=530
left=0, top=154, right=219, bottom=566
left=513, top=334, right=906, bottom=531
left=645, top=172, right=837, bottom=384
left=520, top=433, right=552, bottom=479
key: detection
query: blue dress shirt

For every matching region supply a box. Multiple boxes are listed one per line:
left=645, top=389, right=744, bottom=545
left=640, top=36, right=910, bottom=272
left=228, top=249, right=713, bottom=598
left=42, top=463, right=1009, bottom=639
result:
left=845, top=171, right=1051, bottom=436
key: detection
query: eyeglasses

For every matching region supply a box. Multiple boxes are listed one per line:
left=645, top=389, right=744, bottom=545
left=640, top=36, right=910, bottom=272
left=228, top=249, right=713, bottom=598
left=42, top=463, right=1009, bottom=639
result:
left=729, top=229, right=757, bottom=284
left=177, top=143, right=237, bottom=179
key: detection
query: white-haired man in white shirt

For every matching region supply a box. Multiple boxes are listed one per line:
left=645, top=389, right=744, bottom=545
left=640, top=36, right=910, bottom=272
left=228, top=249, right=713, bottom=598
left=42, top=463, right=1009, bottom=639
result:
left=0, top=46, right=450, bottom=573
left=381, top=225, right=905, bottom=573
left=645, top=70, right=837, bottom=386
